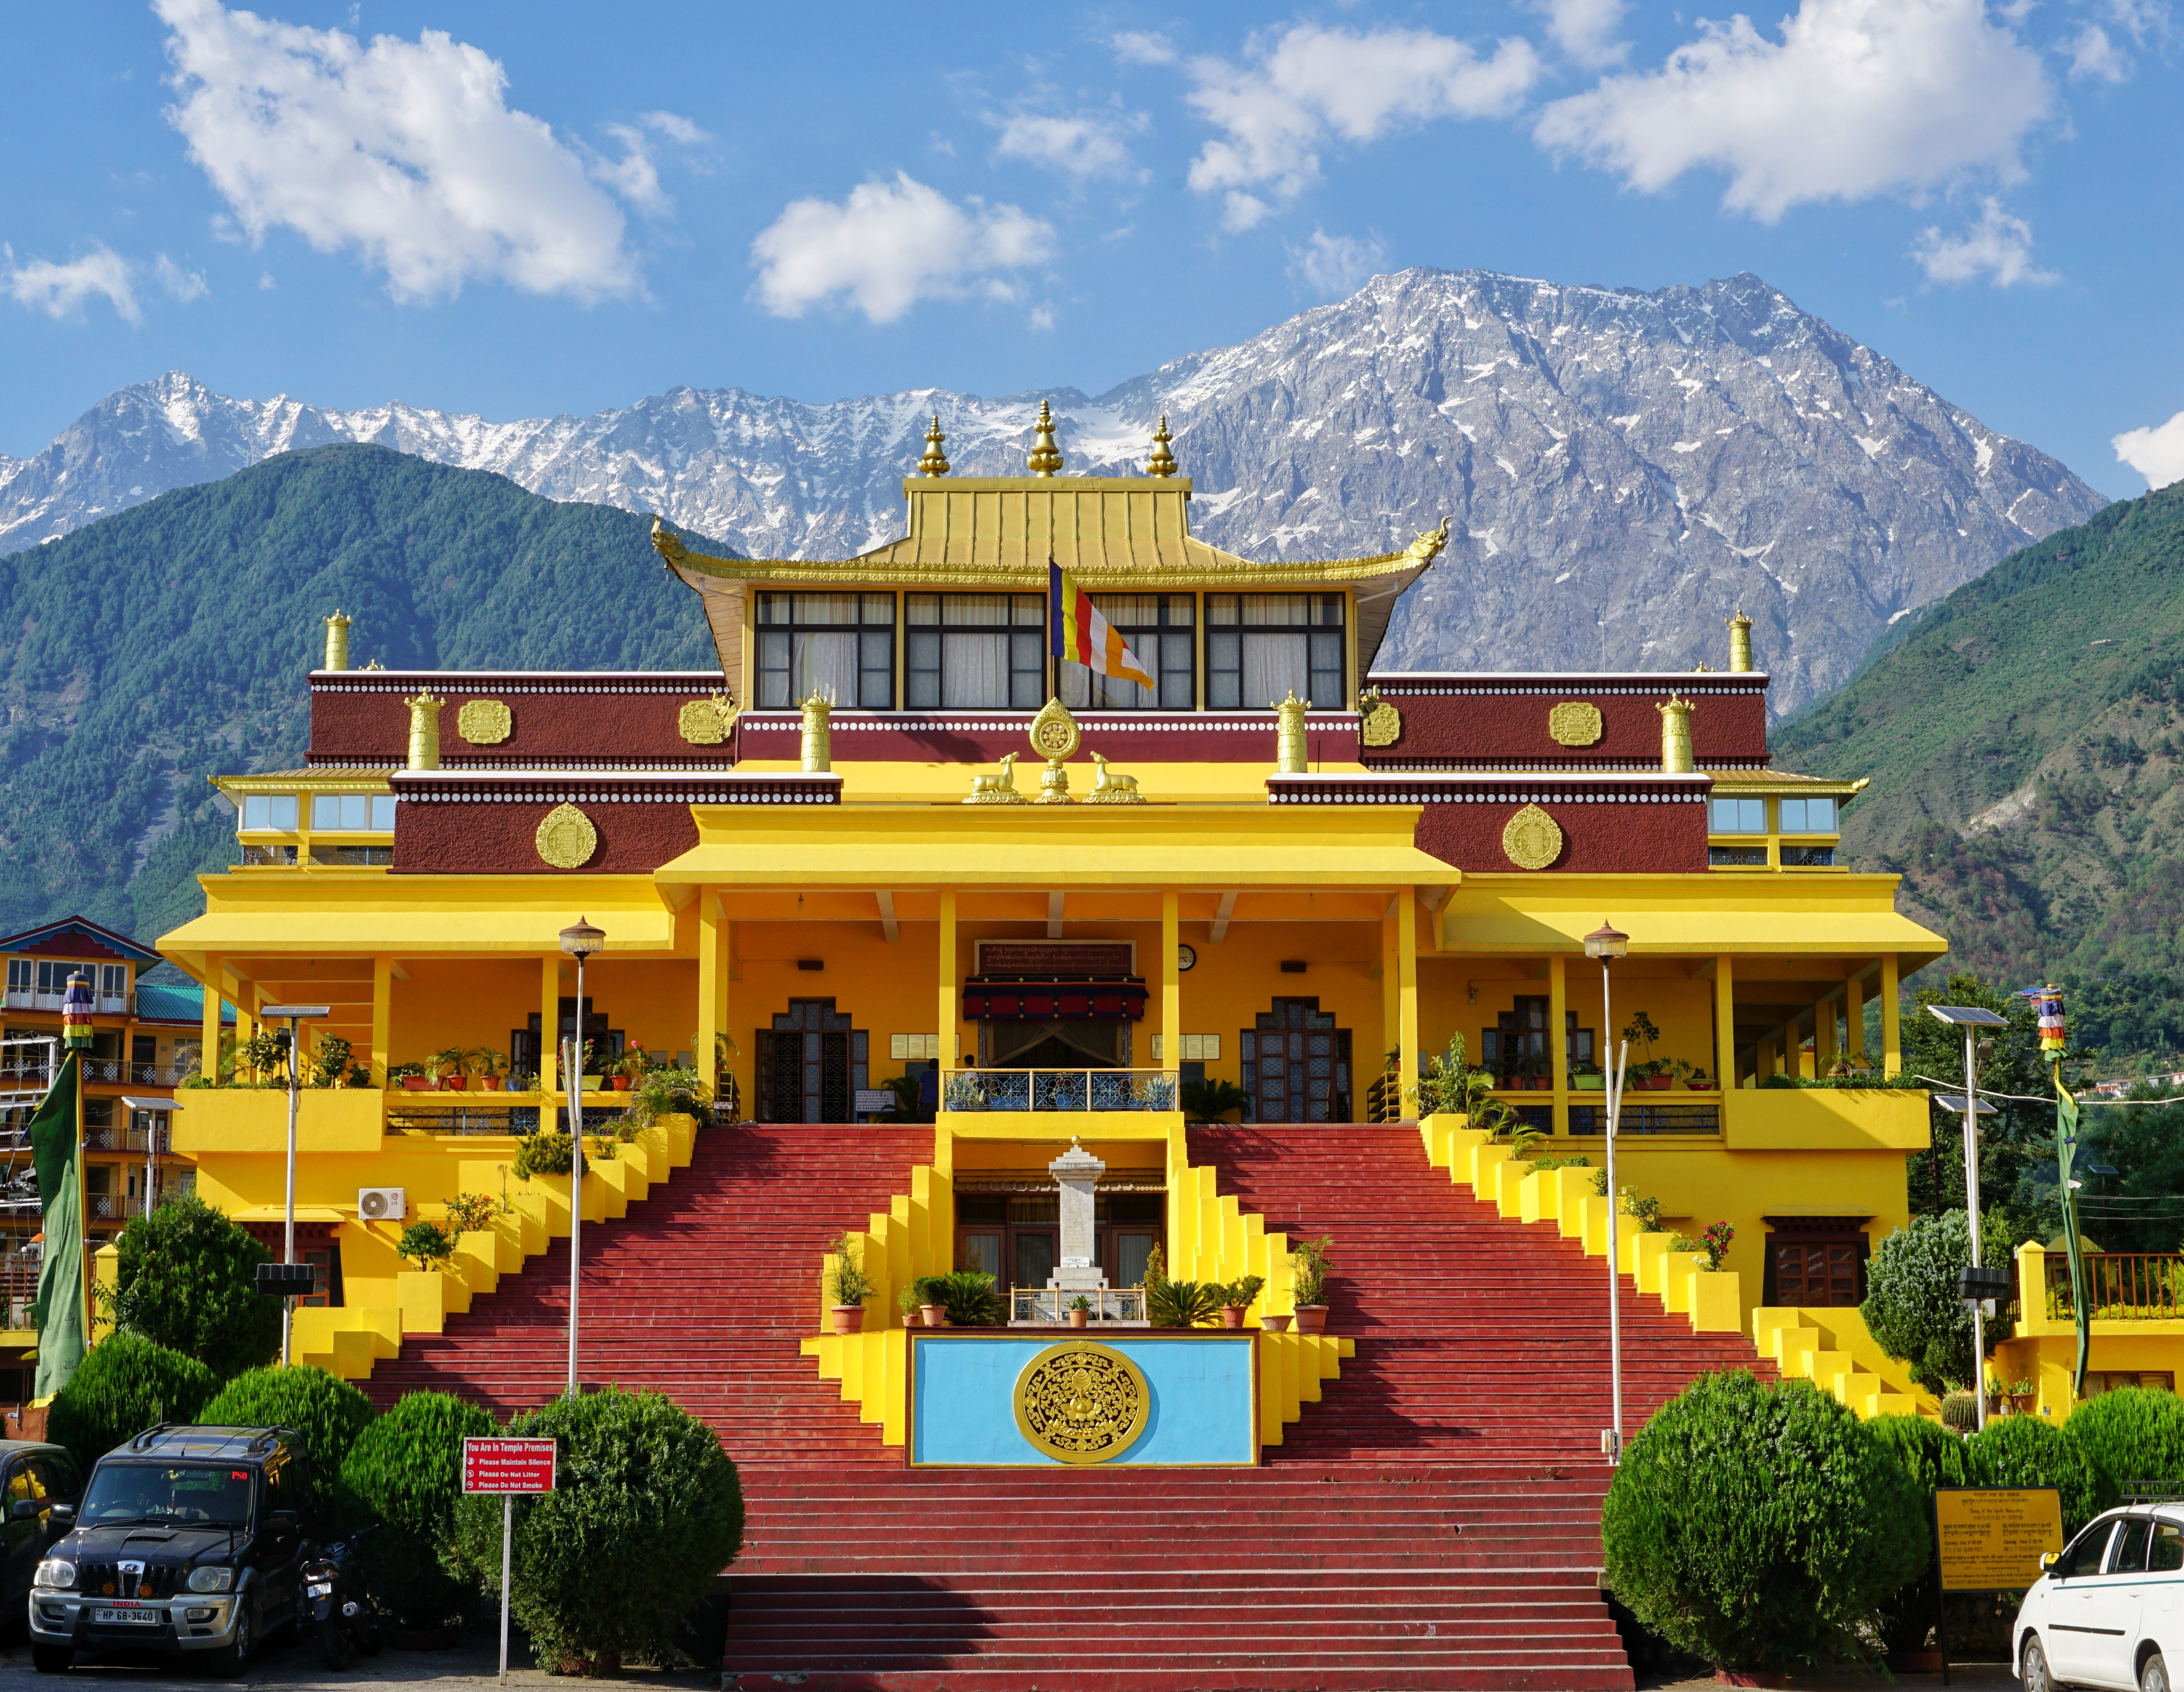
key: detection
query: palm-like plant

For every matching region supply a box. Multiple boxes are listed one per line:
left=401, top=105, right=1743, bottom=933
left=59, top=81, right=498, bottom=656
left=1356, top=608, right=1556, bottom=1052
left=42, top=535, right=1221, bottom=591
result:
left=1148, top=1278, right=1223, bottom=1327
left=937, top=1269, right=1002, bottom=1327
left=1181, top=1078, right=1250, bottom=1123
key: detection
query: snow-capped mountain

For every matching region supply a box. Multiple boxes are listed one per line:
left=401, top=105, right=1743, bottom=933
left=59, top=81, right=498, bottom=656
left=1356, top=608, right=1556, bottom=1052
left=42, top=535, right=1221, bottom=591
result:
left=0, top=268, right=2103, bottom=713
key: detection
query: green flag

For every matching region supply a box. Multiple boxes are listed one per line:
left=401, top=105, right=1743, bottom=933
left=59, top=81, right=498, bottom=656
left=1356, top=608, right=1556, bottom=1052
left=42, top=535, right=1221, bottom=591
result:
left=28, top=1052, right=84, bottom=1400
left=2057, top=1078, right=2091, bottom=1401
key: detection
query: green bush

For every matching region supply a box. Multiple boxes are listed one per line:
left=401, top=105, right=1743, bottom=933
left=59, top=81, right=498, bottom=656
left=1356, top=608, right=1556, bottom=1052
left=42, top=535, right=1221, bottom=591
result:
left=341, top=1392, right=495, bottom=1628
left=107, top=1195, right=280, bottom=1379
left=2062, top=1387, right=2184, bottom=1511
left=48, top=1333, right=221, bottom=1472
left=1866, top=1415, right=1969, bottom=1655
left=452, top=1388, right=743, bottom=1672
left=934, top=1270, right=1000, bottom=1327
left=1602, top=1371, right=1929, bottom=1672
left=1861, top=1210, right=2013, bottom=1394
left=1965, top=1413, right=2099, bottom=1533
left=1147, top=1279, right=1221, bottom=1327
left=197, top=1365, right=377, bottom=1519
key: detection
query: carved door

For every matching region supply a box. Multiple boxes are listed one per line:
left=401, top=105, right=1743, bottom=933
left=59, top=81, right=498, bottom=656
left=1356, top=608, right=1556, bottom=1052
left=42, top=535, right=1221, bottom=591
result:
left=1240, top=998, right=1353, bottom=1123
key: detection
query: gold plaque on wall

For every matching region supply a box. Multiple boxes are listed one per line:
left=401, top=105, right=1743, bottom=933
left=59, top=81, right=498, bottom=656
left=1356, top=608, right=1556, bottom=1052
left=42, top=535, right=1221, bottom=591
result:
left=1013, top=1340, right=1150, bottom=1465
left=457, top=699, right=512, bottom=744
left=1502, top=804, right=1565, bottom=870
left=678, top=697, right=730, bottom=745
left=535, top=803, right=598, bottom=870
left=1548, top=701, right=1603, bottom=747
left=1358, top=690, right=1403, bottom=748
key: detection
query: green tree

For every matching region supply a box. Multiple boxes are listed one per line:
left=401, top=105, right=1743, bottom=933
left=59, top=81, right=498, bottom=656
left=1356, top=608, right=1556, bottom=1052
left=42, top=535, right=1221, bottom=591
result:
left=1602, top=1372, right=1928, bottom=1672
left=197, top=1365, right=377, bottom=1519
left=451, top=1388, right=744, bottom=1673
left=341, top=1392, right=495, bottom=1628
left=1861, top=1210, right=2016, bottom=1394
left=2063, top=1387, right=2184, bottom=1511
left=47, top=1333, right=220, bottom=1471
left=107, top=1194, right=280, bottom=1379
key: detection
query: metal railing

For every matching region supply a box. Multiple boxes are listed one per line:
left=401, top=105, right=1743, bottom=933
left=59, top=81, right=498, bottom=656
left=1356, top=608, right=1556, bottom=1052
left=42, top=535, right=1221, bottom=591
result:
left=2043, top=1253, right=2184, bottom=1321
left=942, top=1069, right=1178, bottom=1114
left=1568, top=1102, right=1722, bottom=1136
left=1010, top=1286, right=1147, bottom=1323
left=74, top=1060, right=195, bottom=1088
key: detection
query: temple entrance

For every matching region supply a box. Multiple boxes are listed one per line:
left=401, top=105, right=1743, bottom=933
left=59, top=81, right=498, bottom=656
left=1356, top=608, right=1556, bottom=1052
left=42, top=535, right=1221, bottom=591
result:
left=1241, top=998, right=1354, bottom=1122
left=956, top=1191, right=1164, bottom=1287
left=756, top=998, right=869, bottom=1123
left=982, top=1019, right=1125, bottom=1070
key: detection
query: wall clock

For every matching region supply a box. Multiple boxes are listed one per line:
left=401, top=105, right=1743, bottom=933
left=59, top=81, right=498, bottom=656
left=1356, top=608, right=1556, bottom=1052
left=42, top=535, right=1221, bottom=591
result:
left=1177, top=944, right=1197, bottom=972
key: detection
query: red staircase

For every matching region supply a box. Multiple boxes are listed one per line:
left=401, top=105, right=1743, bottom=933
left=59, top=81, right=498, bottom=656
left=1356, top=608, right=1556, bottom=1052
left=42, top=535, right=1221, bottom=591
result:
left=365, top=1123, right=1768, bottom=1689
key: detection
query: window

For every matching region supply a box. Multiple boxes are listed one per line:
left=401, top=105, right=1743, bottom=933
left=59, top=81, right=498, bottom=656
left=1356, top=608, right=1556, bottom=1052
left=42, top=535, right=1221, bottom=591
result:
left=1779, top=797, right=1837, bottom=833
left=1150, top=1034, right=1222, bottom=1062
left=1205, top=594, right=1345, bottom=710
left=905, top=594, right=1044, bottom=709
left=1769, top=1232, right=1866, bottom=1306
left=310, top=794, right=395, bottom=831
left=100, top=965, right=127, bottom=998
left=2115, top=1518, right=2153, bottom=1574
left=2056, top=1521, right=2116, bottom=1579
left=1058, top=595, right=1195, bottom=710
left=241, top=794, right=299, bottom=831
left=6, top=962, right=28, bottom=992
left=1781, top=845, right=1836, bottom=867
left=755, top=592, right=895, bottom=710
left=2084, top=1371, right=2177, bottom=1397
left=1709, top=846, right=1769, bottom=867
left=310, top=845, right=393, bottom=866
left=2154, top=1523, right=2184, bottom=1573
left=1710, top=797, right=1767, bottom=833
left=34, top=962, right=77, bottom=995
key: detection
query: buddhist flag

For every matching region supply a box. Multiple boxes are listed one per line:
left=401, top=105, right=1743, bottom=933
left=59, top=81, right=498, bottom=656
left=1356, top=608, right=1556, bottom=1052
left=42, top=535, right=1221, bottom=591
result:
left=1050, top=563, right=1153, bottom=690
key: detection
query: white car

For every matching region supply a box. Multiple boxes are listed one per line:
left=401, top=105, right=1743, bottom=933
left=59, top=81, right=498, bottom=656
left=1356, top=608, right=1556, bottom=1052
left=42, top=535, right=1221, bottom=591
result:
left=2018, top=1506, right=2184, bottom=1692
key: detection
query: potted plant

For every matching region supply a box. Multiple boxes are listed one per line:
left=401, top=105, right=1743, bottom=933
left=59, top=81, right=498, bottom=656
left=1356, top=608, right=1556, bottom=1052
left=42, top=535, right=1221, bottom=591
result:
left=1621, top=1012, right=1674, bottom=1090
left=1261, top=1312, right=1292, bottom=1332
left=827, top=1232, right=873, bottom=1334
left=1067, top=1294, right=1091, bottom=1330
left=1698, top=1221, right=1734, bottom=1271
left=612, top=1050, right=648, bottom=1092
left=1672, top=1058, right=1712, bottom=1092
left=914, top=1275, right=950, bottom=1327
left=388, top=1062, right=431, bottom=1093
left=1571, top=1061, right=1605, bottom=1092
left=1289, top=1236, right=1332, bottom=1333
left=469, top=1049, right=508, bottom=1092
left=896, top=1284, right=923, bottom=1329
left=1217, top=1273, right=1265, bottom=1330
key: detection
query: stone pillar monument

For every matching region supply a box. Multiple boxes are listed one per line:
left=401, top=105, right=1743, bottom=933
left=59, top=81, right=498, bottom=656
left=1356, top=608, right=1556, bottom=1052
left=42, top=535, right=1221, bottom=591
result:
left=1047, top=1138, right=1109, bottom=1296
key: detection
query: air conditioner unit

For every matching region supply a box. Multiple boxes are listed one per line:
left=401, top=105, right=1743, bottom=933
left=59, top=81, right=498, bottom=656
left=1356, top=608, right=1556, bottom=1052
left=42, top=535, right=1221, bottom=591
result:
left=358, top=1187, right=406, bottom=1221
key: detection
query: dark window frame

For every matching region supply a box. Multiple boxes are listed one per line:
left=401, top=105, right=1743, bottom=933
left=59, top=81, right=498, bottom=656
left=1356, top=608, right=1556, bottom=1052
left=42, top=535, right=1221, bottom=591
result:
left=755, top=591, right=897, bottom=711
left=1204, top=593, right=1346, bottom=712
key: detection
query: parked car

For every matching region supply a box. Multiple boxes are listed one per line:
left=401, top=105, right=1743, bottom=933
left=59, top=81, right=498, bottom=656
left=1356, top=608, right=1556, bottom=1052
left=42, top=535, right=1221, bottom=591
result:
left=28, top=1424, right=316, bottom=1676
left=0, top=1441, right=82, bottom=1612
left=2017, top=1505, right=2184, bottom=1692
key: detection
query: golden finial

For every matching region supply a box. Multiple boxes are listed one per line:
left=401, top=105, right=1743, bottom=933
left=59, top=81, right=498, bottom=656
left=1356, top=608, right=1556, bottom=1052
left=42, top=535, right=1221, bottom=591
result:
left=322, top=609, right=351, bottom=672
left=1726, top=608, right=1754, bottom=673
left=918, top=414, right=950, bottom=477
left=1027, top=400, right=1064, bottom=476
left=1145, top=415, right=1177, bottom=478
left=403, top=691, right=444, bottom=771
left=1657, top=692, right=1697, bottom=774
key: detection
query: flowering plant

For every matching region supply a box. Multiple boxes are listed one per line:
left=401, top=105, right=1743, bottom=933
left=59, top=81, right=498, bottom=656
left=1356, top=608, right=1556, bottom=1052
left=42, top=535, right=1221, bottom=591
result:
left=1699, top=1220, right=1734, bottom=1273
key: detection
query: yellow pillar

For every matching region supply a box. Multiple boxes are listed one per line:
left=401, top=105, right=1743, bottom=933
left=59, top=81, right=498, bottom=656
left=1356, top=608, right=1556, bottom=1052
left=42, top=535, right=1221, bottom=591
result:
left=1847, top=972, right=1869, bottom=1062
left=541, top=955, right=561, bottom=1102
left=200, top=957, right=221, bottom=1081
left=370, top=957, right=391, bottom=1086
left=1380, top=908, right=1399, bottom=1092
left=1713, top=956, right=1734, bottom=1092
left=937, top=891, right=958, bottom=1066
left=1397, top=892, right=1419, bottom=1119
left=1757, top=1034, right=1777, bottom=1080
left=1816, top=992, right=1839, bottom=1070
left=697, top=895, right=725, bottom=1089
left=1881, top=953, right=1901, bottom=1078
left=1160, top=890, right=1180, bottom=1076
left=1548, top=953, right=1568, bottom=1135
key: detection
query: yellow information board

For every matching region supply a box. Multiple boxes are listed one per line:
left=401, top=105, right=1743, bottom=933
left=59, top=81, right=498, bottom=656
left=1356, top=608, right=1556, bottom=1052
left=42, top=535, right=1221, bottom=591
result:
left=1936, top=1488, right=2064, bottom=1592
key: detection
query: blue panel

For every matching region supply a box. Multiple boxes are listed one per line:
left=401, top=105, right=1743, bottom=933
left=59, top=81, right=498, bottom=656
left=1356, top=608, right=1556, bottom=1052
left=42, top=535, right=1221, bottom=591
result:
left=911, top=1335, right=1255, bottom=1466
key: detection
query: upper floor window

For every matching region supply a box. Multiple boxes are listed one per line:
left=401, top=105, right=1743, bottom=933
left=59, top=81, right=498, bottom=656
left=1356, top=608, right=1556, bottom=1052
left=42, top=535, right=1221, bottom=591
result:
left=906, top=593, right=1044, bottom=710
left=1710, top=797, right=1768, bottom=834
left=310, top=794, right=396, bottom=831
left=1059, top=595, right=1195, bottom=711
left=1205, top=594, right=1344, bottom=711
left=1779, top=796, right=1837, bottom=833
left=4, top=961, right=27, bottom=992
left=755, top=592, right=895, bottom=710
left=241, top=794, right=299, bottom=832
left=33, top=961, right=77, bottom=995
left=99, top=965, right=127, bottom=998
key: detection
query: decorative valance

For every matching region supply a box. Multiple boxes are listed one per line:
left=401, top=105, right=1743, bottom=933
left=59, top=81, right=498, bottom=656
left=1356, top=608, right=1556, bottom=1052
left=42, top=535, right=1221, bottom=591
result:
left=963, top=978, right=1147, bottom=1021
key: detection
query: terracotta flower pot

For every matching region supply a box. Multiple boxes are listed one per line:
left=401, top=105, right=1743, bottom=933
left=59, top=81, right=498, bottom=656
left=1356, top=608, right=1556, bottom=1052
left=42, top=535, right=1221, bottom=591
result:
left=830, top=1305, right=865, bottom=1334
left=1293, top=1305, right=1328, bottom=1334
left=612, top=1076, right=632, bottom=1091
left=920, top=1305, right=947, bottom=1327
left=1637, top=1075, right=1672, bottom=1091
left=1261, top=1313, right=1292, bottom=1333
left=1069, top=1308, right=1089, bottom=1329
left=1219, top=1306, right=1247, bottom=1329
left=399, top=1076, right=434, bottom=1092
left=441, top=1076, right=467, bottom=1091
left=480, top=1076, right=501, bottom=1092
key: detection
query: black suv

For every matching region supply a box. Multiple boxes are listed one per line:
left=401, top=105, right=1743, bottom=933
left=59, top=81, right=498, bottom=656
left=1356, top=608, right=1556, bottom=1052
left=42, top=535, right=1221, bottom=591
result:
left=29, top=1425, right=315, bottom=1676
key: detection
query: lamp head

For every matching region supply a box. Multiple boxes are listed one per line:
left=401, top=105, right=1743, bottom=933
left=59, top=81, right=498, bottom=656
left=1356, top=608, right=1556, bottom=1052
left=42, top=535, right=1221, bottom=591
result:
left=1583, top=921, right=1629, bottom=962
left=560, top=917, right=606, bottom=958
left=259, top=1004, right=331, bottom=1020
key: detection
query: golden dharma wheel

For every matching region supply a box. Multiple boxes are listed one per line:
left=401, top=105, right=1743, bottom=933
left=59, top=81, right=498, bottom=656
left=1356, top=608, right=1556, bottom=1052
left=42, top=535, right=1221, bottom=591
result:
left=1012, top=1340, right=1150, bottom=1465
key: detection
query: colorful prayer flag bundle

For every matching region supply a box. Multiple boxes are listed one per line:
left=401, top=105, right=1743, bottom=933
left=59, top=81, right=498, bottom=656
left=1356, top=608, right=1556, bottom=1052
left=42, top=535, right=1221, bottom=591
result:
left=2027, top=984, right=2066, bottom=1055
left=61, top=968, right=94, bottom=1051
left=1050, top=562, right=1153, bottom=690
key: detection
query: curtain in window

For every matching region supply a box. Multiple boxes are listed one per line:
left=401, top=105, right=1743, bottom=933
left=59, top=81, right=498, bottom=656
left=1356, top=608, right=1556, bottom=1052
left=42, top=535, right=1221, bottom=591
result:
left=943, top=633, right=1009, bottom=705
left=1241, top=632, right=1309, bottom=706
left=792, top=632, right=861, bottom=705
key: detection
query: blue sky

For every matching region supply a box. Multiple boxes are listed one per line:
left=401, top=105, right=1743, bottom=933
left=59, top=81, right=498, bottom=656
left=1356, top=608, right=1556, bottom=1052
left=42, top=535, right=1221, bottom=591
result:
left=1, top=0, right=2178, bottom=497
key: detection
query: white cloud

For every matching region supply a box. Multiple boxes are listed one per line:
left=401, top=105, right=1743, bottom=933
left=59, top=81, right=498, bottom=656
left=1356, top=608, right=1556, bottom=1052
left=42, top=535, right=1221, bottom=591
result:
left=749, top=172, right=1054, bottom=323
left=1111, top=31, right=1176, bottom=66
left=2, top=244, right=142, bottom=324
left=154, top=0, right=641, bottom=302
left=2066, top=22, right=2132, bottom=79
left=1289, top=228, right=1385, bottom=298
left=258, top=270, right=277, bottom=289
left=594, top=124, right=669, bottom=215
left=2114, top=409, right=2184, bottom=490
left=1186, top=24, right=1542, bottom=220
left=639, top=111, right=711, bottom=147
left=992, top=111, right=1144, bottom=179
left=1911, top=197, right=2057, bottom=286
left=1536, top=0, right=1632, bottom=68
left=1534, top=0, right=2052, bottom=221
left=154, top=254, right=209, bottom=301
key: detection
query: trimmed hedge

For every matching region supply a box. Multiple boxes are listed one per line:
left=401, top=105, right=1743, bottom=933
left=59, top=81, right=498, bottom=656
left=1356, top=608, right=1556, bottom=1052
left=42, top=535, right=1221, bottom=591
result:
left=197, top=1365, right=377, bottom=1519
left=2062, top=1388, right=2184, bottom=1511
left=110, top=1196, right=279, bottom=1380
left=1965, top=1412, right=2099, bottom=1533
left=341, top=1392, right=495, bottom=1629
left=48, top=1333, right=221, bottom=1471
left=1603, top=1371, right=1928, bottom=1672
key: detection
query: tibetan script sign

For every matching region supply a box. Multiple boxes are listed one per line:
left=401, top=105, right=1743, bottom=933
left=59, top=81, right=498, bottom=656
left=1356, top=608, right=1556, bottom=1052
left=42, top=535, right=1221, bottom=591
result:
left=462, top=1437, right=557, bottom=1495
left=1936, top=1487, right=2063, bottom=1591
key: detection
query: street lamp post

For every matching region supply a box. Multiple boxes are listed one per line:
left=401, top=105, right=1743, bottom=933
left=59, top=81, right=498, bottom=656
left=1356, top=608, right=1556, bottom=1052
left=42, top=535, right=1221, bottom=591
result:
left=118, top=1096, right=182, bottom=1219
left=559, top=918, right=606, bottom=1398
left=1926, top=1004, right=2011, bottom=1430
left=1584, top=920, right=1630, bottom=1463
left=259, top=1004, right=330, bottom=1367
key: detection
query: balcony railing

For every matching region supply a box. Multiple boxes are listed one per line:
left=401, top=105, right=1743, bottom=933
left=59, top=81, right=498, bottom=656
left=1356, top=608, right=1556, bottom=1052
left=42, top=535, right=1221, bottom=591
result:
left=2041, top=1253, right=2184, bottom=1321
left=1010, top=1286, right=1147, bottom=1323
left=75, top=1059, right=194, bottom=1088
left=941, top=1069, right=1178, bottom=1114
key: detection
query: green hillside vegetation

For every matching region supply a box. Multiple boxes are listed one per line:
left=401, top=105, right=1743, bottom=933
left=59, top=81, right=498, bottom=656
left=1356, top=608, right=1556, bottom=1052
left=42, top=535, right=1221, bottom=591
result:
left=0, top=444, right=725, bottom=948
left=1776, top=480, right=2184, bottom=1069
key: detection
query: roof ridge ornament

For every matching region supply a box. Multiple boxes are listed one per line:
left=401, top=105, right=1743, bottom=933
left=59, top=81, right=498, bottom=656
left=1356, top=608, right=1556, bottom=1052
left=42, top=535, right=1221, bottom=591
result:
left=1145, top=415, right=1177, bottom=478
left=1407, top=517, right=1452, bottom=565
left=1027, top=400, right=1064, bottom=476
left=1726, top=607, right=1754, bottom=673
left=918, top=414, right=950, bottom=477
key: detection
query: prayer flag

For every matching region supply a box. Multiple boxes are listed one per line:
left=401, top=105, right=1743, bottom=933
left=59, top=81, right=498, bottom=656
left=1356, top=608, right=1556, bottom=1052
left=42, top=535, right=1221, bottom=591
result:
left=1050, top=563, right=1153, bottom=690
left=29, top=1052, right=84, bottom=1399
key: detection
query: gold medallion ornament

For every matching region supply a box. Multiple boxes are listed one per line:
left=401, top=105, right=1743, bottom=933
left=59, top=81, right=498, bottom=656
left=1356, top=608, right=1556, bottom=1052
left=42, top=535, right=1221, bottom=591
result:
left=1548, top=701, right=1603, bottom=747
left=1029, top=697, right=1081, bottom=761
left=678, top=696, right=734, bottom=745
left=535, top=804, right=598, bottom=870
left=457, top=699, right=512, bottom=745
left=1013, top=1340, right=1151, bottom=1465
left=1358, top=689, right=1403, bottom=749
left=1502, top=804, right=1564, bottom=871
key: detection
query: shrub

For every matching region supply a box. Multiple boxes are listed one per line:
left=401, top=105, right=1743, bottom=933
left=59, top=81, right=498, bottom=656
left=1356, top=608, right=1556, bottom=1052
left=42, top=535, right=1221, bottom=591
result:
left=1148, top=1279, right=1221, bottom=1327
left=48, top=1333, right=221, bottom=1471
left=197, top=1365, right=377, bottom=1520
left=1965, top=1413, right=2099, bottom=1533
left=1602, top=1371, right=1928, bottom=1672
left=442, top=1193, right=499, bottom=1235
left=1289, top=1235, right=1332, bottom=1306
left=398, top=1219, right=455, bottom=1272
left=451, top=1388, right=744, bottom=1673
left=826, top=1234, right=873, bottom=1307
left=1861, top=1210, right=2012, bottom=1394
left=107, top=1194, right=280, bottom=1379
left=934, top=1270, right=1000, bottom=1327
left=1869, top=1412, right=1970, bottom=1496
left=341, top=1391, right=495, bottom=1628
left=2063, top=1387, right=2184, bottom=1511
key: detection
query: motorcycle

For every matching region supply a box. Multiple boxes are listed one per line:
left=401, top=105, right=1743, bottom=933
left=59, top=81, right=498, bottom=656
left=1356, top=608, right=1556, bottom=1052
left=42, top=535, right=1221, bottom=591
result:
left=303, top=1527, right=384, bottom=1669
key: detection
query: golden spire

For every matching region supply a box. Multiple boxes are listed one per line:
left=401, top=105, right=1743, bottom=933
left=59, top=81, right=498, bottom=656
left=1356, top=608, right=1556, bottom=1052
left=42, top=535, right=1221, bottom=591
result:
left=1657, top=692, right=1697, bottom=774
left=1027, top=399, right=1064, bottom=476
left=1726, top=608, right=1754, bottom=673
left=323, top=609, right=351, bottom=672
left=917, top=414, right=950, bottom=476
left=1145, top=415, right=1177, bottom=478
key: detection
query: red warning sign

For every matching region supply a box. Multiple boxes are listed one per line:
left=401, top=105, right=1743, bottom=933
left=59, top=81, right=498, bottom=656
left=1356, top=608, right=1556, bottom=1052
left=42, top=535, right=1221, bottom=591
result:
left=461, top=1437, right=557, bottom=1494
